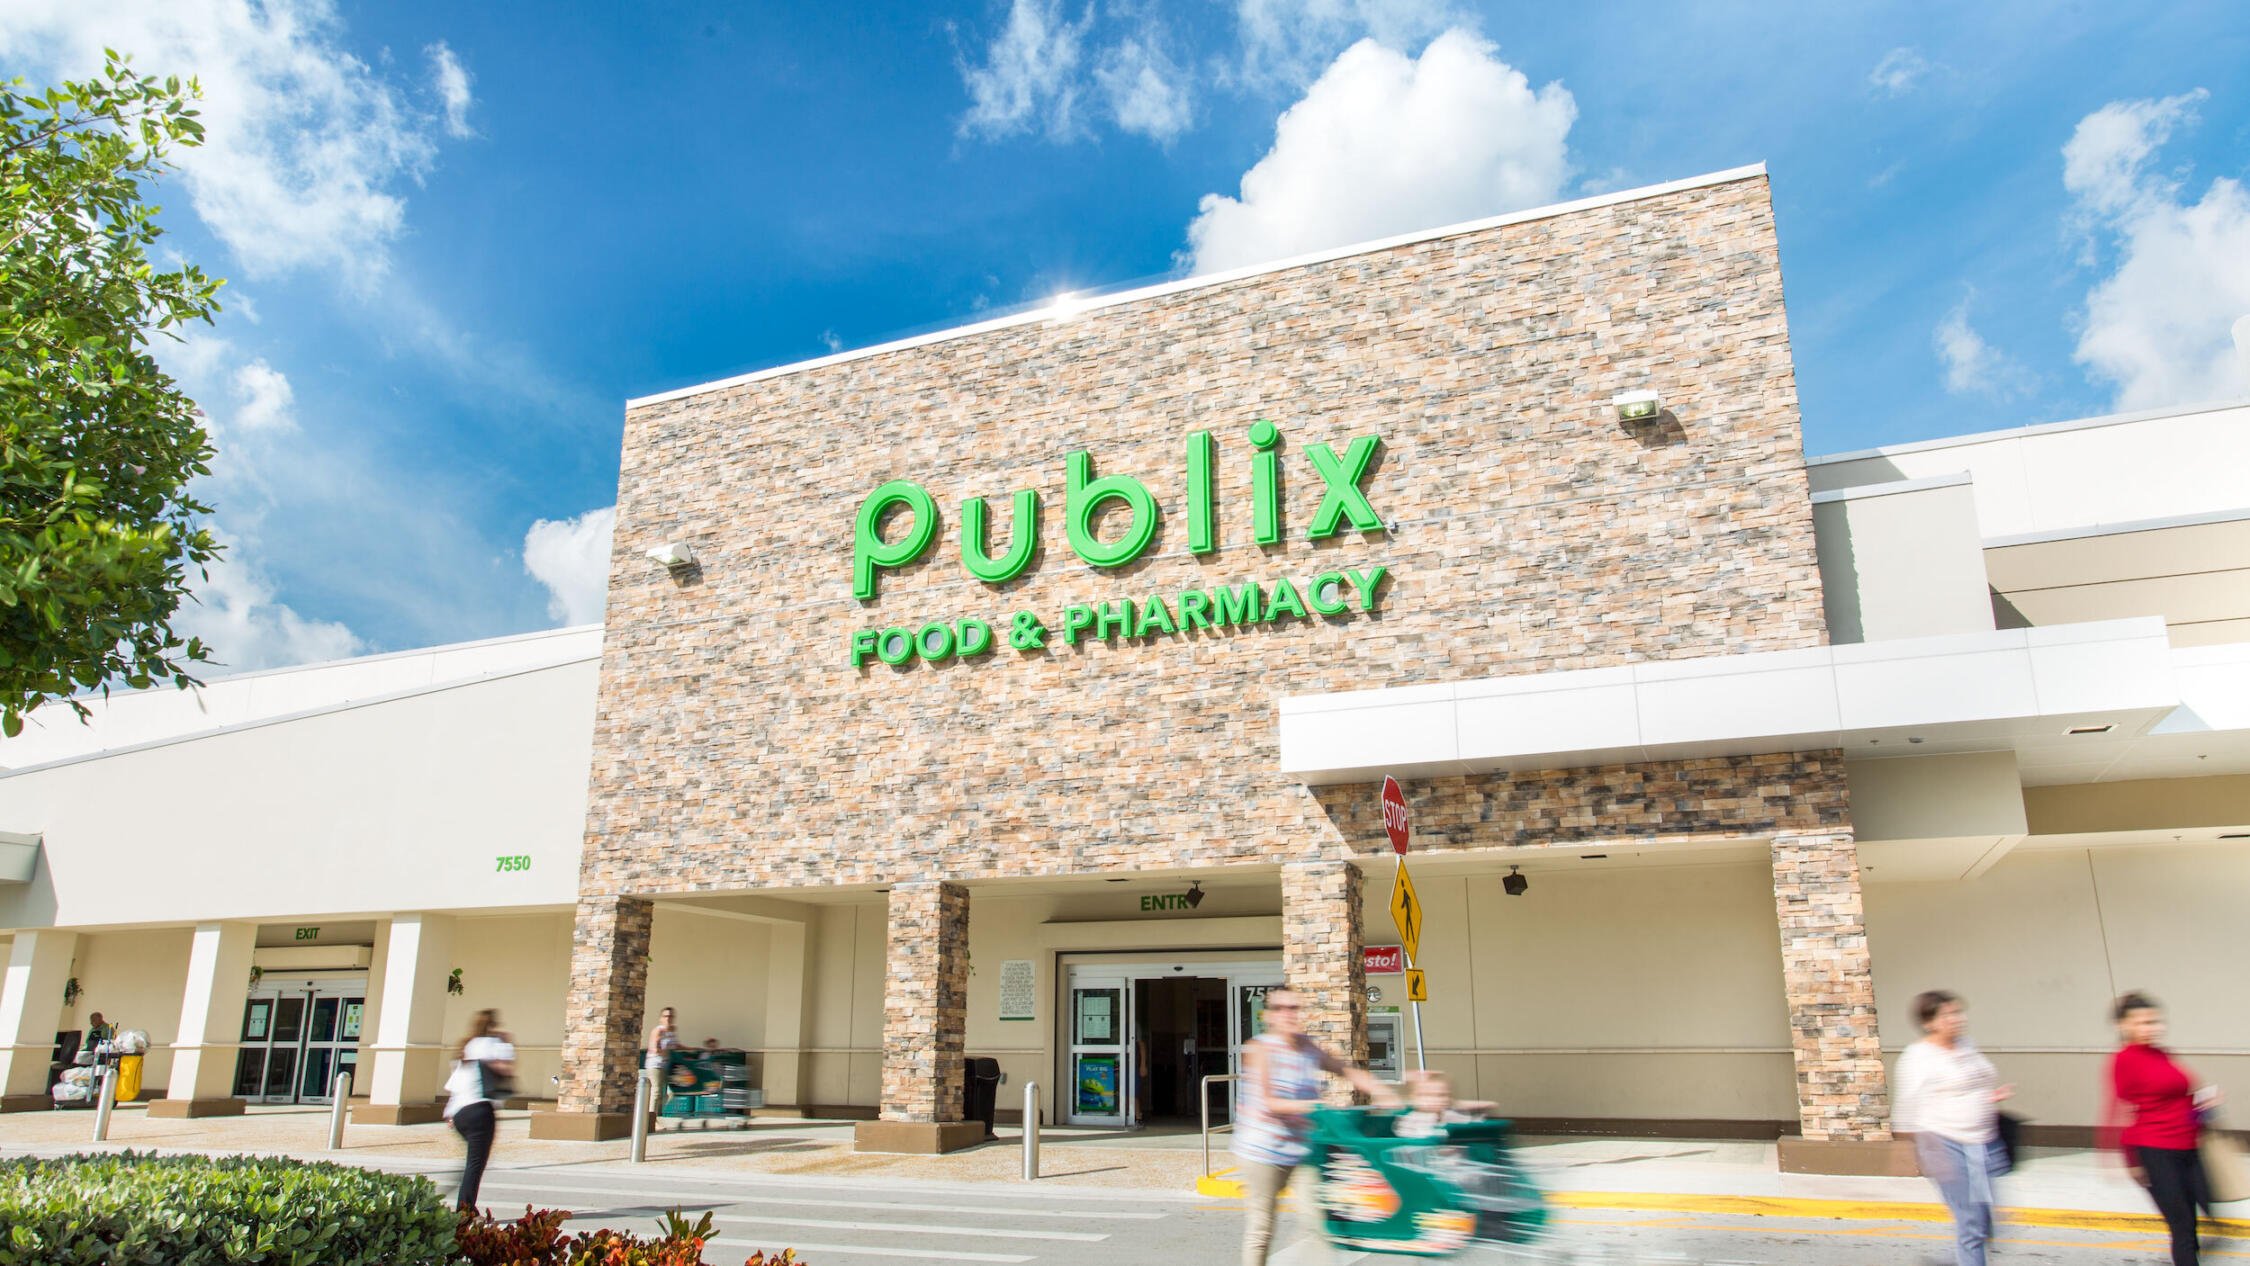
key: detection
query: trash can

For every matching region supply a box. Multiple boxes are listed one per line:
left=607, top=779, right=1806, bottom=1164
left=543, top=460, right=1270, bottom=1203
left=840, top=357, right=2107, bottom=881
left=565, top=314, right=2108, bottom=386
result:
left=965, top=1057, right=1002, bottom=1139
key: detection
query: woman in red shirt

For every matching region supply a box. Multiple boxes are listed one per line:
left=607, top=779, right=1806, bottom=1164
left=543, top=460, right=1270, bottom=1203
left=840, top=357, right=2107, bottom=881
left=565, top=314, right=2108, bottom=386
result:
left=2106, top=992, right=2222, bottom=1266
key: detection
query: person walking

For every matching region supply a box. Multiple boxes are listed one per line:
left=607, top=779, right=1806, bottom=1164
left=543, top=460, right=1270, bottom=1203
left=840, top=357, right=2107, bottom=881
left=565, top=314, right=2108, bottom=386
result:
left=1894, top=990, right=2012, bottom=1266
left=647, top=1005, right=680, bottom=1070
left=443, top=1008, right=515, bottom=1214
left=2106, top=991, right=2222, bottom=1266
left=1235, top=987, right=1399, bottom=1266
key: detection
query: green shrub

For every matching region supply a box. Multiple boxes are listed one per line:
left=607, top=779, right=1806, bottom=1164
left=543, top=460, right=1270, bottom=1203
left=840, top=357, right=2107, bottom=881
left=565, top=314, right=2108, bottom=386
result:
left=0, top=1151, right=457, bottom=1266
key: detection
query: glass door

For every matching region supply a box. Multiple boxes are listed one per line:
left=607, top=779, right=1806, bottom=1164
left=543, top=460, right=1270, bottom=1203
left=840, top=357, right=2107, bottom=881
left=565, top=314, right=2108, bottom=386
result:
left=297, top=991, right=365, bottom=1104
left=1228, top=977, right=1285, bottom=1118
left=1065, top=976, right=1131, bottom=1126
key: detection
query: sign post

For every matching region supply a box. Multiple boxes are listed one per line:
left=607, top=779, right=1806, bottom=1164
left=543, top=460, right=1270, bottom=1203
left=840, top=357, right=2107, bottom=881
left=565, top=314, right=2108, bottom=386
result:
left=1380, top=775, right=1426, bottom=1072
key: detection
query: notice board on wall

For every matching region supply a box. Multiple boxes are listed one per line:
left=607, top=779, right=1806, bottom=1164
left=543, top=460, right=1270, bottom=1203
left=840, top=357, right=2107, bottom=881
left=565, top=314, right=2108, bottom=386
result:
left=998, top=959, right=1036, bottom=1020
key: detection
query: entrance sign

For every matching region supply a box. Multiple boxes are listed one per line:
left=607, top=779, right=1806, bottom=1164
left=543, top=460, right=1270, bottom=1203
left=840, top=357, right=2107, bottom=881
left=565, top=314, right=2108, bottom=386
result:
left=1388, top=863, right=1422, bottom=963
left=1380, top=776, right=1409, bottom=855
left=1405, top=970, right=1428, bottom=1003
left=1364, top=945, right=1404, bottom=975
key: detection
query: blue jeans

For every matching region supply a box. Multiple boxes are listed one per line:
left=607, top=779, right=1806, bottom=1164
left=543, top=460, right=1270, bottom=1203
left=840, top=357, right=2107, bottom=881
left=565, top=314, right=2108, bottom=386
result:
left=1916, top=1133, right=2005, bottom=1266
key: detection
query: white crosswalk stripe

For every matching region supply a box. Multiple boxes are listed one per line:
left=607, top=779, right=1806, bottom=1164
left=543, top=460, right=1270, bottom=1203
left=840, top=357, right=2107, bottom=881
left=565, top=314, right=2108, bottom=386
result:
left=706, top=1237, right=1034, bottom=1263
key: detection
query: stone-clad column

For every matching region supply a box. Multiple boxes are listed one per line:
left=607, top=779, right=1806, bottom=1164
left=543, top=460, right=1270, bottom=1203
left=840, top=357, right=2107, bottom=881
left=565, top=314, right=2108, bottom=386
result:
left=533, top=894, right=652, bottom=1141
left=855, top=880, right=978, bottom=1153
left=1283, top=860, right=1366, bottom=1101
left=1771, top=831, right=1900, bottom=1174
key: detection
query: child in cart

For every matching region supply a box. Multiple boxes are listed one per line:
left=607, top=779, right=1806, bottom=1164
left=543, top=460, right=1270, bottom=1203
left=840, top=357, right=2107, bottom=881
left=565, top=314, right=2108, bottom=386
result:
left=1396, top=1070, right=1496, bottom=1139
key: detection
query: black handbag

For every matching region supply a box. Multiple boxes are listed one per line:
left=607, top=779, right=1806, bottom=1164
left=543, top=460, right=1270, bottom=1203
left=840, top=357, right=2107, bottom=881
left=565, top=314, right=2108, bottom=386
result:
left=477, top=1059, right=514, bottom=1102
left=1995, top=1110, right=2024, bottom=1173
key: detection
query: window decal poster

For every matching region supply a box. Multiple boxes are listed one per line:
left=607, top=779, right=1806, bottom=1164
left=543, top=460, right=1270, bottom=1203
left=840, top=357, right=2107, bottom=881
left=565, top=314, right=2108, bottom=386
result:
left=1076, top=1054, right=1120, bottom=1115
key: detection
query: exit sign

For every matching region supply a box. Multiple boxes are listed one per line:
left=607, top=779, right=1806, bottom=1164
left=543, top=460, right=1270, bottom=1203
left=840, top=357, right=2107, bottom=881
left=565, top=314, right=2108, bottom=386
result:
left=294, top=927, right=320, bottom=941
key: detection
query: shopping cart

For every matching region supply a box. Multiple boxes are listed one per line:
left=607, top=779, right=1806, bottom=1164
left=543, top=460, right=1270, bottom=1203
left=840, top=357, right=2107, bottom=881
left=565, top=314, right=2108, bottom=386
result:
left=1309, top=1107, right=1549, bottom=1257
left=658, top=1048, right=757, bottom=1128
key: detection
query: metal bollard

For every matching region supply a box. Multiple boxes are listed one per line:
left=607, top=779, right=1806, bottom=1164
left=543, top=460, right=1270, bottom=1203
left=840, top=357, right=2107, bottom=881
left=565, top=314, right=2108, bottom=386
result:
left=629, top=1068, right=653, bottom=1163
left=328, top=1070, right=354, bottom=1150
left=1021, top=1080, right=1039, bottom=1181
left=91, top=1063, right=118, bottom=1142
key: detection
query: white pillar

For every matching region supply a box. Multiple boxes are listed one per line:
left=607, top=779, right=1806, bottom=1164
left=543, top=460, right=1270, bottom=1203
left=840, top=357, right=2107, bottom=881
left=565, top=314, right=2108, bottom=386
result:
left=150, top=922, right=256, bottom=1117
left=0, top=929, right=77, bottom=1110
left=358, top=913, right=455, bottom=1125
left=761, top=920, right=815, bottom=1108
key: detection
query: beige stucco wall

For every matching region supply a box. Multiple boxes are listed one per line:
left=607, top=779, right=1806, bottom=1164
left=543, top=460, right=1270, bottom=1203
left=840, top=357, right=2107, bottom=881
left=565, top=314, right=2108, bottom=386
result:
left=645, top=908, right=774, bottom=1053
left=1866, top=841, right=2250, bottom=1129
left=1813, top=479, right=1994, bottom=644
left=60, top=927, right=193, bottom=1092
left=439, top=913, right=573, bottom=1096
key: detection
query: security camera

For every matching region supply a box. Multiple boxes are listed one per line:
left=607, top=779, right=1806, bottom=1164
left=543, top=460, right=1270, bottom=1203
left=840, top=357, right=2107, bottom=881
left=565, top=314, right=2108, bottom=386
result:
left=1502, top=866, right=1528, bottom=897
left=1184, top=881, right=1205, bottom=909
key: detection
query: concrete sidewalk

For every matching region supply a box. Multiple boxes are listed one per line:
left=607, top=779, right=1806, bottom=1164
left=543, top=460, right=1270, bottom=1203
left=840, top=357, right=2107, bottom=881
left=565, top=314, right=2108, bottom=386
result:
left=2, top=1104, right=2240, bottom=1235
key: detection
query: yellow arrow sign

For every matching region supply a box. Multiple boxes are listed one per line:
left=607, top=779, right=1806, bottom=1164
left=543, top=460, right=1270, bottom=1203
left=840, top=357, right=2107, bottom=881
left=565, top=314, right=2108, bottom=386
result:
left=1388, top=862, right=1422, bottom=963
left=1405, top=969, right=1427, bottom=1003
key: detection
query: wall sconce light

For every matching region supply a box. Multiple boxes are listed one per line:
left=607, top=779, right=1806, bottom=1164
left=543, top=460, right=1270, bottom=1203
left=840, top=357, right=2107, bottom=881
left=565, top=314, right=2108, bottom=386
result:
left=1502, top=866, right=1529, bottom=897
left=1611, top=389, right=1663, bottom=422
left=645, top=541, right=697, bottom=569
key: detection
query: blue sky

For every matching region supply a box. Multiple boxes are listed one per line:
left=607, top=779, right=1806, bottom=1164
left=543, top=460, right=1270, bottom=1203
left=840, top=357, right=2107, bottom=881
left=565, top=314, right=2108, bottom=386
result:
left=3, top=1, right=2248, bottom=670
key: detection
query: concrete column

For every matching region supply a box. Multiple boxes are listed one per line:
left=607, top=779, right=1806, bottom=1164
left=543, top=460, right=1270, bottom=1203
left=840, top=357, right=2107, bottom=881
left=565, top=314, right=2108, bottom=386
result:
left=150, top=922, right=255, bottom=1117
left=354, top=913, right=455, bottom=1125
left=1283, top=860, right=1367, bottom=1103
left=0, top=929, right=77, bottom=1111
left=855, top=880, right=975, bottom=1154
left=761, top=919, right=816, bottom=1109
left=534, top=894, right=652, bottom=1140
left=1771, top=830, right=1900, bottom=1174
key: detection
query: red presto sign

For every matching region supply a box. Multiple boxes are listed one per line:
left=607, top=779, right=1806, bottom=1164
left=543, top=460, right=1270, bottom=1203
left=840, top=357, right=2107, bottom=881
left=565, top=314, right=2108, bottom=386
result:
left=1364, top=946, right=1404, bottom=975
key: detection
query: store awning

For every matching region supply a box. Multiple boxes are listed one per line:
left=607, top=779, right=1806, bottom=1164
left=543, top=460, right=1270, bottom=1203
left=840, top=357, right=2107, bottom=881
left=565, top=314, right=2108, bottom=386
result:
left=1276, top=617, right=2237, bottom=786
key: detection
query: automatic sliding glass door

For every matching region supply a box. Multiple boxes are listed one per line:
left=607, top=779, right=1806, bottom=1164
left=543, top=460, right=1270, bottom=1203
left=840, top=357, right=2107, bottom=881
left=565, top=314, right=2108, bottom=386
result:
left=1066, top=977, right=1131, bottom=1126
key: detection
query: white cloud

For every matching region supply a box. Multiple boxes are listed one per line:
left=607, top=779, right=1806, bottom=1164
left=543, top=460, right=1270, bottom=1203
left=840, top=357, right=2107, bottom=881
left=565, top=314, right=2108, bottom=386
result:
left=958, top=0, right=1093, bottom=140
left=1096, top=34, right=1194, bottom=142
left=821, top=329, right=844, bottom=353
left=176, top=531, right=365, bottom=673
left=1234, top=0, right=1461, bottom=87
left=1183, top=30, right=1574, bottom=275
left=0, top=0, right=470, bottom=284
left=230, top=358, right=297, bottom=432
left=1867, top=47, right=1930, bottom=97
left=2064, top=90, right=2250, bottom=410
left=1934, top=294, right=2031, bottom=397
left=428, top=40, right=474, bottom=139
left=523, top=506, right=616, bottom=626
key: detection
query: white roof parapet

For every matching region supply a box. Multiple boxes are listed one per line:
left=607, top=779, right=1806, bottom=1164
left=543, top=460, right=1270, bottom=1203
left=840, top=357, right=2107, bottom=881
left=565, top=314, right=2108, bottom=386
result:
left=1278, top=618, right=2196, bottom=786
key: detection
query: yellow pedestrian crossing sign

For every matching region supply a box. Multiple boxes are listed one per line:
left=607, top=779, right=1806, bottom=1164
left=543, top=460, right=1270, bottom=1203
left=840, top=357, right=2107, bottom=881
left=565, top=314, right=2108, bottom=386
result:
left=1388, top=862, right=1422, bottom=963
left=1405, top=969, right=1427, bottom=1002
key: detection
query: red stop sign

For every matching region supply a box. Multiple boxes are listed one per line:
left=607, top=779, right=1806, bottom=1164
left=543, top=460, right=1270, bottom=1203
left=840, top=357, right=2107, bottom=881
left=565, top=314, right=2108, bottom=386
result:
left=1380, top=775, right=1409, bottom=855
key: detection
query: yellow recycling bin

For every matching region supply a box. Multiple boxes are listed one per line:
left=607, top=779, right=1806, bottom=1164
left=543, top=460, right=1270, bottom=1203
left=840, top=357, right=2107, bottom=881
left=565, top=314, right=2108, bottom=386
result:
left=116, top=1055, right=143, bottom=1101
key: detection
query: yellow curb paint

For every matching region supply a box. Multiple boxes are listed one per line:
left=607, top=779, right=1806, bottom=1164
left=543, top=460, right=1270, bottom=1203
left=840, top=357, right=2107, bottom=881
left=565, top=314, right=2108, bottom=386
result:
left=1196, top=1169, right=1245, bottom=1199
left=1548, top=1190, right=2250, bottom=1235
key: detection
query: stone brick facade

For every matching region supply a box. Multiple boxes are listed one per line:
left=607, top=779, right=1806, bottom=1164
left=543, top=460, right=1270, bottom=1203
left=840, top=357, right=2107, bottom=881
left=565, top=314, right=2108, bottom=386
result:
left=1771, top=831, right=1889, bottom=1141
left=878, top=881, right=969, bottom=1123
left=1282, top=860, right=1367, bottom=1103
left=563, top=171, right=1869, bottom=1142
left=556, top=894, right=651, bottom=1116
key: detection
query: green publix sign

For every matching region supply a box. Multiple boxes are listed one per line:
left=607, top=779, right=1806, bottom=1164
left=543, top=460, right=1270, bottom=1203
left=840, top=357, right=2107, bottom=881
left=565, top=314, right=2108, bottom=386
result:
left=849, top=420, right=1390, bottom=668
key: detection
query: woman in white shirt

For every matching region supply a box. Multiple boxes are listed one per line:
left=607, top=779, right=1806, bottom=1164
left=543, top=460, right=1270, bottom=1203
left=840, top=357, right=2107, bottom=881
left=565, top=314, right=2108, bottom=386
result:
left=1893, top=990, right=2013, bottom=1266
left=444, top=1008, right=516, bottom=1213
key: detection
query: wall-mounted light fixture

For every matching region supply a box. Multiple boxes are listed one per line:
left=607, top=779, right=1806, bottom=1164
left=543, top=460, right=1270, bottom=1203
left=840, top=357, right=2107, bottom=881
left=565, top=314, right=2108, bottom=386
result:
left=1502, top=866, right=1528, bottom=897
left=1611, top=389, right=1663, bottom=422
left=646, top=541, right=697, bottom=569
left=1184, top=881, right=1205, bottom=909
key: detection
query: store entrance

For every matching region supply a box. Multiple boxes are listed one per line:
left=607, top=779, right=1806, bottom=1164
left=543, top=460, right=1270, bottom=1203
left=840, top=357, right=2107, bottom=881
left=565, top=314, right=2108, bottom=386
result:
left=232, top=975, right=366, bottom=1105
left=1134, top=976, right=1226, bottom=1125
left=1062, top=958, right=1282, bottom=1127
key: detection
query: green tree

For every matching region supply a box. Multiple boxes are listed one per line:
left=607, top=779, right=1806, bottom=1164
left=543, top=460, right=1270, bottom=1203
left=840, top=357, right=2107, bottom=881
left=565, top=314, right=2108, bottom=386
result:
left=0, top=53, right=224, bottom=736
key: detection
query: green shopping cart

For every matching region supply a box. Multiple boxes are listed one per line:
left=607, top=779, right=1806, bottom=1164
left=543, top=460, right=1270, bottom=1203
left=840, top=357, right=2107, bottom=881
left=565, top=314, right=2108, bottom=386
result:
left=1309, top=1107, right=1549, bottom=1257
